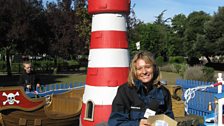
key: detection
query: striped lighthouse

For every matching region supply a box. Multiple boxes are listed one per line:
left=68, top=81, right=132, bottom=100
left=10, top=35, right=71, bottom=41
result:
left=80, top=0, right=130, bottom=125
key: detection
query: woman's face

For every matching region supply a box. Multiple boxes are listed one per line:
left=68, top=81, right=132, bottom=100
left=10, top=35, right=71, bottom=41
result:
left=135, top=59, right=154, bottom=84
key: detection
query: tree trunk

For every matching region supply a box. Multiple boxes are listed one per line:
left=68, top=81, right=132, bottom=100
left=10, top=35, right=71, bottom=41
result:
left=5, top=49, right=12, bottom=76
left=205, top=55, right=211, bottom=63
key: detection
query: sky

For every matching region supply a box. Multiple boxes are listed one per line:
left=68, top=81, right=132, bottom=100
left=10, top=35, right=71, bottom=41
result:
left=131, top=0, right=224, bottom=23
left=43, top=0, right=224, bottom=23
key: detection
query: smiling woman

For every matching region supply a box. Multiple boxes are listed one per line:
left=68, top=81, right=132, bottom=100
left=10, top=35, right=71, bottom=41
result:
left=135, top=60, right=154, bottom=84
left=108, top=50, right=174, bottom=126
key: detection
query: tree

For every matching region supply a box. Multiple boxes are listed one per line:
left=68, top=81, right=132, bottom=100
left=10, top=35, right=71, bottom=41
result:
left=0, top=0, right=46, bottom=75
left=205, top=7, right=224, bottom=56
left=46, top=0, right=91, bottom=60
left=194, top=7, right=224, bottom=63
left=154, top=10, right=171, bottom=25
left=184, top=11, right=211, bottom=57
left=129, top=10, right=173, bottom=60
left=170, top=14, right=187, bottom=56
left=127, top=3, right=143, bottom=56
left=153, top=10, right=173, bottom=59
left=74, top=0, right=91, bottom=56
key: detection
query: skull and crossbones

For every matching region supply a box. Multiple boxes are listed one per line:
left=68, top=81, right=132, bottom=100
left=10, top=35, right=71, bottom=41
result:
left=2, top=92, right=20, bottom=105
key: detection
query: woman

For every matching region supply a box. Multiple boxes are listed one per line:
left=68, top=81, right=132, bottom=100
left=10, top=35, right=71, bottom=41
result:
left=108, top=51, right=174, bottom=126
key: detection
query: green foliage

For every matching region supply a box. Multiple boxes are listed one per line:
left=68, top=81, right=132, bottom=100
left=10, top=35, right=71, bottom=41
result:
left=170, top=14, right=187, bottom=56
left=0, top=61, right=6, bottom=71
left=160, top=63, right=188, bottom=78
left=10, top=63, right=19, bottom=72
left=155, top=56, right=164, bottom=67
left=159, top=64, right=177, bottom=73
left=169, top=56, right=186, bottom=64
left=33, top=60, right=54, bottom=72
left=56, top=58, right=64, bottom=66
left=128, top=19, right=171, bottom=57
left=184, top=11, right=211, bottom=57
left=202, top=67, right=215, bottom=82
left=219, top=56, right=224, bottom=62
left=184, top=66, right=204, bottom=80
left=204, top=7, right=224, bottom=57
left=183, top=65, right=215, bottom=81
left=173, top=63, right=182, bottom=73
left=174, top=63, right=188, bottom=78
left=67, top=60, right=79, bottom=66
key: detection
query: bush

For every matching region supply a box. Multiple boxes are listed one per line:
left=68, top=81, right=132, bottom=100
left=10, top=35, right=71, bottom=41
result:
left=155, top=56, right=165, bottom=67
left=41, top=60, right=54, bottom=71
left=11, top=63, right=22, bottom=72
left=183, top=65, right=215, bottom=82
left=205, top=63, right=224, bottom=71
left=68, top=60, right=79, bottom=66
left=173, top=63, right=181, bottom=73
left=160, top=63, right=188, bottom=77
left=169, top=56, right=186, bottom=64
left=174, top=63, right=188, bottom=78
left=160, top=64, right=177, bottom=73
left=32, top=60, right=54, bottom=72
left=33, top=61, right=42, bottom=70
left=187, top=57, right=200, bottom=66
left=184, top=66, right=204, bottom=81
left=0, top=61, right=6, bottom=72
left=202, top=67, right=215, bottom=82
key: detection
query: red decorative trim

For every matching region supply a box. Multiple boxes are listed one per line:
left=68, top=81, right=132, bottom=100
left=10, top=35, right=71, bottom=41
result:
left=90, top=31, right=128, bottom=49
left=88, top=0, right=130, bottom=13
left=86, top=67, right=128, bottom=86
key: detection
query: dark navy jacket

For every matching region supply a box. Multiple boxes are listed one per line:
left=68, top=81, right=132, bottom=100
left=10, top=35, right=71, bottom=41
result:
left=108, top=81, right=174, bottom=126
left=18, top=71, right=40, bottom=91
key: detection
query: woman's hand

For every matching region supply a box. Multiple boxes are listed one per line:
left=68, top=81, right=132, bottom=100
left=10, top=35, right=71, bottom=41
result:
left=139, top=119, right=151, bottom=126
left=36, top=83, right=40, bottom=88
left=26, top=84, right=31, bottom=89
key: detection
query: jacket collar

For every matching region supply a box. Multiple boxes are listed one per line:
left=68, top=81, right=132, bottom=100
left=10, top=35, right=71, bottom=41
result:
left=135, top=80, right=154, bottom=93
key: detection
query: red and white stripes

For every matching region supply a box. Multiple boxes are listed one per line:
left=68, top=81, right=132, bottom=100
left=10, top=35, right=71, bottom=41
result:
left=80, top=1, right=130, bottom=125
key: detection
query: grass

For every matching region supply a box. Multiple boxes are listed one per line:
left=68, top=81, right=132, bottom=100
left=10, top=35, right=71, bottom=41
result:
left=160, top=71, right=181, bottom=85
left=48, top=73, right=87, bottom=84
left=0, top=71, right=181, bottom=86
left=51, top=71, right=181, bottom=85
left=45, top=71, right=181, bottom=85
left=0, top=73, right=87, bottom=86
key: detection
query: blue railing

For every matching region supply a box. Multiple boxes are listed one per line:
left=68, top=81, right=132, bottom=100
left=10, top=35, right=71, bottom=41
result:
left=25, top=82, right=85, bottom=97
left=176, top=80, right=224, bottom=117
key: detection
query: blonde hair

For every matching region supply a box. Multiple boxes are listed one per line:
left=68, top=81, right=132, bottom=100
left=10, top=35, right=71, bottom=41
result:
left=23, top=61, right=32, bottom=67
left=127, top=51, right=159, bottom=87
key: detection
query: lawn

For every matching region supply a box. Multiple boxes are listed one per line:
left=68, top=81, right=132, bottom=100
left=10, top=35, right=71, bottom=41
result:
left=46, top=73, right=87, bottom=84
left=0, top=73, right=87, bottom=86
left=160, top=71, right=182, bottom=85
left=46, top=71, right=181, bottom=85
left=0, top=71, right=181, bottom=86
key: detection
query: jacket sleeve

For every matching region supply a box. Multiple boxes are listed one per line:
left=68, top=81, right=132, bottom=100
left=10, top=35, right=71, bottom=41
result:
left=108, top=112, right=140, bottom=126
left=108, top=86, right=140, bottom=126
